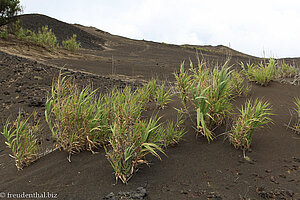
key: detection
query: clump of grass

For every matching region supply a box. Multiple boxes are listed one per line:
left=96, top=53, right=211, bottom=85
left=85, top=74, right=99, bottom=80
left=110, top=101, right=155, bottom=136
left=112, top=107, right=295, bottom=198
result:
left=14, top=25, right=59, bottom=49
left=104, top=87, right=165, bottom=183
left=106, top=116, right=165, bottom=184
left=174, top=61, right=192, bottom=109
left=230, top=70, right=251, bottom=96
left=45, top=73, right=107, bottom=160
left=155, top=83, right=173, bottom=109
left=29, top=26, right=58, bottom=49
left=229, top=99, right=273, bottom=152
left=293, top=98, right=300, bottom=131
left=175, top=60, right=234, bottom=142
left=62, top=34, right=81, bottom=51
left=143, top=79, right=173, bottom=109
left=1, top=110, right=40, bottom=170
left=241, top=59, right=276, bottom=86
left=143, top=79, right=157, bottom=102
left=0, top=28, right=8, bottom=39
left=158, top=113, right=185, bottom=147
left=277, top=61, right=296, bottom=78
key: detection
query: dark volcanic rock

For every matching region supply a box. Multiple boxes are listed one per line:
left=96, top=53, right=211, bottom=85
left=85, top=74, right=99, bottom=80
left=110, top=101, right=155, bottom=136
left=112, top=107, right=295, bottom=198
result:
left=103, top=187, right=147, bottom=200
left=27, top=97, right=44, bottom=107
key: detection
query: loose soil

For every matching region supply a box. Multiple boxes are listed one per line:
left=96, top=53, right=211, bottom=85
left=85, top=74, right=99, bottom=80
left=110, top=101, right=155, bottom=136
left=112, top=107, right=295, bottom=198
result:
left=0, top=14, right=299, bottom=200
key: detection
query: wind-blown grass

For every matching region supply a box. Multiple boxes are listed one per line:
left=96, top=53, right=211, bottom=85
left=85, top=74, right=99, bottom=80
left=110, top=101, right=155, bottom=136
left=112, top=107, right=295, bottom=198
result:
left=229, top=99, right=273, bottom=151
left=103, top=86, right=166, bottom=183
left=241, top=59, right=276, bottom=86
left=294, top=98, right=300, bottom=131
left=143, top=79, right=173, bottom=108
left=1, top=110, right=40, bottom=170
left=277, top=61, right=296, bottom=78
left=230, top=70, right=251, bottom=97
left=175, top=60, right=234, bottom=142
left=45, top=73, right=107, bottom=160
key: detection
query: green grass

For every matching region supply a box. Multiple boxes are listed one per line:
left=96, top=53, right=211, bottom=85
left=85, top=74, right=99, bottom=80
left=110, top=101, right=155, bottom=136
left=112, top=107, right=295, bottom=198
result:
left=277, top=61, right=296, bottom=78
left=2, top=71, right=183, bottom=182
left=294, top=98, right=300, bottom=131
left=230, top=70, right=251, bottom=97
left=158, top=113, right=185, bottom=147
left=45, top=73, right=107, bottom=158
left=103, top=86, right=166, bottom=183
left=143, top=79, right=173, bottom=109
left=175, top=60, right=234, bottom=142
left=229, top=99, right=273, bottom=151
left=11, top=22, right=79, bottom=51
left=0, top=29, right=8, bottom=39
left=155, top=83, right=173, bottom=109
left=105, top=115, right=165, bottom=184
left=241, top=59, right=276, bottom=86
left=29, top=26, right=58, bottom=49
left=143, top=79, right=157, bottom=102
left=14, top=25, right=59, bottom=49
left=1, top=110, right=40, bottom=170
left=62, top=34, right=81, bottom=51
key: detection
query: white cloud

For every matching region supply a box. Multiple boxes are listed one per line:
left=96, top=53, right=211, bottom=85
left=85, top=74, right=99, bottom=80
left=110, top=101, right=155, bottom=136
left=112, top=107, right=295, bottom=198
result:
left=21, top=0, right=300, bottom=58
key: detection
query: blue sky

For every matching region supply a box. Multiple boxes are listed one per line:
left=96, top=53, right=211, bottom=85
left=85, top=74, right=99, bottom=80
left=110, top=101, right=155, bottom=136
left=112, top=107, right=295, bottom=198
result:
left=21, top=0, right=300, bottom=58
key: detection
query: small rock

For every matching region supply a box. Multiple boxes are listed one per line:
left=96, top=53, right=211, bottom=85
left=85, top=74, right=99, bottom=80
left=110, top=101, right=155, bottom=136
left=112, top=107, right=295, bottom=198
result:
left=15, top=82, right=24, bottom=87
left=207, top=192, right=222, bottom=199
left=27, top=97, right=44, bottom=107
left=103, top=192, right=115, bottom=199
left=136, top=187, right=147, bottom=196
left=15, top=88, right=21, bottom=93
left=34, top=76, right=43, bottom=80
left=293, top=157, right=300, bottom=163
left=270, top=176, right=279, bottom=184
left=132, top=193, right=143, bottom=199
left=3, top=91, right=10, bottom=95
left=286, top=190, right=294, bottom=197
left=265, top=169, right=272, bottom=173
left=252, top=173, right=258, bottom=177
left=180, top=190, right=188, bottom=194
left=35, top=66, right=43, bottom=71
left=279, top=174, right=286, bottom=178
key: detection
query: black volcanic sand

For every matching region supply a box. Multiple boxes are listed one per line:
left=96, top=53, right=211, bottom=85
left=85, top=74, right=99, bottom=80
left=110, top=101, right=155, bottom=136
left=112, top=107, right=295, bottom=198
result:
left=0, top=14, right=300, bottom=200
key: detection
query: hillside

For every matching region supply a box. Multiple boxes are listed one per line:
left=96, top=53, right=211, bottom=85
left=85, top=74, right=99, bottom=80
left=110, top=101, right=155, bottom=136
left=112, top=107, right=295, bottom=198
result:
left=0, top=14, right=299, bottom=200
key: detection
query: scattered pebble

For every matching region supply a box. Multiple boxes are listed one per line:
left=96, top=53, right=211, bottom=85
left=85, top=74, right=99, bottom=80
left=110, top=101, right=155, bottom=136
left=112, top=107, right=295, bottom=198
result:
left=103, top=187, right=147, bottom=200
left=286, top=190, right=294, bottom=197
left=265, top=169, right=272, bottom=173
left=270, top=176, right=279, bottom=184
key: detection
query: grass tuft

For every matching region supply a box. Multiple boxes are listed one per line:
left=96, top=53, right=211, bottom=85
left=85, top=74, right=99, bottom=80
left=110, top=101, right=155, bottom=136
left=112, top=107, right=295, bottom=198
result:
left=241, top=59, right=276, bottom=86
left=1, top=110, right=40, bottom=170
left=103, top=86, right=166, bottom=183
left=175, top=59, right=234, bottom=142
left=229, top=99, right=273, bottom=151
left=45, top=73, right=107, bottom=158
left=62, top=34, right=81, bottom=51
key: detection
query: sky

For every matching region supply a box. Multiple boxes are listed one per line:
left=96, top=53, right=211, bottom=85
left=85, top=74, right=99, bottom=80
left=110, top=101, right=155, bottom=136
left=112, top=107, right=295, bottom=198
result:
left=20, top=0, right=300, bottom=58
